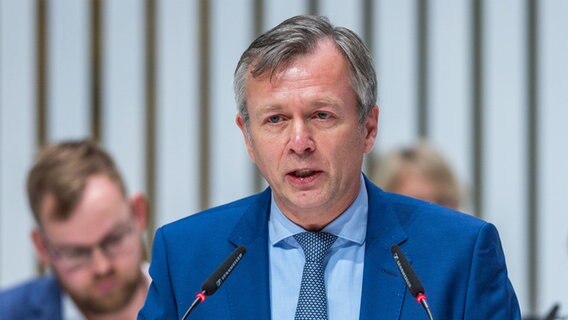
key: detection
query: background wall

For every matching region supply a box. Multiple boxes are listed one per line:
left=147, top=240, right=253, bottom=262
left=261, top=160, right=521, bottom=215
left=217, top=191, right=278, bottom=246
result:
left=0, top=0, right=566, bottom=318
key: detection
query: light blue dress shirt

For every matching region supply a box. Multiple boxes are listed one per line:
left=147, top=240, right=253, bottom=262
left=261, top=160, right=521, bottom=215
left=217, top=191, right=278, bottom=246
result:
left=269, top=175, right=368, bottom=320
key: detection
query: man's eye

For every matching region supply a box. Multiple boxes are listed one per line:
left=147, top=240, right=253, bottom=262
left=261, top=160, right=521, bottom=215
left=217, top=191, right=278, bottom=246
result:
left=103, top=234, right=123, bottom=247
left=315, top=112, right=330, bottom=120
left=267, top=115, right=282, bottom=123
left=60, top=247, right=90, bottom=259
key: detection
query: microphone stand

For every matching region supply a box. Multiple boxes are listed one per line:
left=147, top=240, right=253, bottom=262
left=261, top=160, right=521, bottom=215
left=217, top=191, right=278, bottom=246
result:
left=181, top=291, right=206, bottom=320
left=418, top=294, right=434, bottom=320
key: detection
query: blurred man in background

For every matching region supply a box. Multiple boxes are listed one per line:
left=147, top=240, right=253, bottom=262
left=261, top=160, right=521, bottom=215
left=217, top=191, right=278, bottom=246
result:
left=371, top=140, right=463, bottom=210
left=0, top=139, right=149, bottom=320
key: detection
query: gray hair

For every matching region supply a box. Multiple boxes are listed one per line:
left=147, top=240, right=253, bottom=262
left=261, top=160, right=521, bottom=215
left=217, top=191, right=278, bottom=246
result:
left=234, top=15, right=377, bottom=126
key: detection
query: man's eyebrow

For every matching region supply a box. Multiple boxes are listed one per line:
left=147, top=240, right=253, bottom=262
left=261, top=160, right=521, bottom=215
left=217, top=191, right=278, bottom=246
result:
left=256, top=104, right=283, bottom=113
left=257, top=99, right=341, bottom=111
left=312, top=99, right=341, bottom=108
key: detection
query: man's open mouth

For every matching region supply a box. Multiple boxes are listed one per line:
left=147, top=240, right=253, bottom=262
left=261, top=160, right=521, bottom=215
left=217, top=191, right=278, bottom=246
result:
left=289, top=169, right=319, bottom=178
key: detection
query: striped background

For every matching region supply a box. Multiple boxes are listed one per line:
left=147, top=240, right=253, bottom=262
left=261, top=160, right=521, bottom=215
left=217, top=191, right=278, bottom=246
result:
left=1, top=0, right=567, bottom=317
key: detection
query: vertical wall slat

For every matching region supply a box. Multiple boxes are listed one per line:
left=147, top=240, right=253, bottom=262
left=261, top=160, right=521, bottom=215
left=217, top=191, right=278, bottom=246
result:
left=484, top=0, right=528, bottom=311
left=526, top=0, right=539, bottom=314
left=308, top=0, right=318, bottom=16
left=155, top=0, right=200, bottom=226
left=373, top=0, right=418, bottom=154
left=47, top=0, right=91, bottom=141
left=0, top=0, right=37, bottom=287
left=101, top=0, right=146, bottom=195
left=428, top=0, right=472, bottom=210
left=361, top=0, right=375, bottom=175
left=34, top=0, right=48, bottom=276
left=144, top=0, right=156, bottom=249
left=537, top=0, right=568, bottom=315
left=252, top=0, right=264, bottom=193
left=417, top=0, right=429, bottom=138
left=253, top=0, right=264, bottom=37
left=36, top=0, right=47, bottom=148
left=198, top=0, right=211, bottom=209
left=362, top=0, right=374, bottom=53
left=209, top=0, right=255, bottom=207
left=471, top=0, right=484, bottom=219
left=90, top=0, right=101, bottom=142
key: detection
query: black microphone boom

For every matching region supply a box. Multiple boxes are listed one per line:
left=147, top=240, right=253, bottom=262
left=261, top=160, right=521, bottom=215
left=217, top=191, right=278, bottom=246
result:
left=391, top=244, right=434, bottom=320
left=391, top=244, right=425, bottom=297
left=181, top=246, right=247, bottom=320
left=201, top=246, right=246, bottom=295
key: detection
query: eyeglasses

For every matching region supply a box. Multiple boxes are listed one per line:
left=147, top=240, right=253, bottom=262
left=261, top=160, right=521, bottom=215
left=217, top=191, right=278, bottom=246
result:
left=41, top=221, right=137, bottom=271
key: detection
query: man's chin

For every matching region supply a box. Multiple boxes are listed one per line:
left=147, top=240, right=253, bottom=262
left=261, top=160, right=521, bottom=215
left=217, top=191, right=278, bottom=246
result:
left=70, top=276, right=141, bottom=315
left=289, top=192, right=327, bottom=209
left=77, top=287, right=132, bottom=314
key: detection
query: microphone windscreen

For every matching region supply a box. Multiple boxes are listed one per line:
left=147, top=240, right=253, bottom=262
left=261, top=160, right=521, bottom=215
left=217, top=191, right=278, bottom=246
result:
left=391, top=245, right=425, bottom=297
left=201, top=246, right=246, bottom=296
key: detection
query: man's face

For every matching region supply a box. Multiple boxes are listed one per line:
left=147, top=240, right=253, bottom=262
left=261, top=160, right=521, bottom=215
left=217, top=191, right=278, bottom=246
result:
left=33, top=175, right=146, bottom=315
left=392, top=168, right=458, bottom=209
left=237, top=40, right=378, bottom=229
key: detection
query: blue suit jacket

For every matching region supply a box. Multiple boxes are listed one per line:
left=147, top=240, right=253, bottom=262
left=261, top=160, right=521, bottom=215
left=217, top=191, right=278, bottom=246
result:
left=139, top=178, right=520, bottom=319
left=0, top=276, right=63, bottom=320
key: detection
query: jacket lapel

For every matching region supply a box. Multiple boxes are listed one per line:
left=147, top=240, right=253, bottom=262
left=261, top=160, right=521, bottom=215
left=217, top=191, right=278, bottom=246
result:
left=225, top=189, right=272, bottom=320
left=359, top=178, right=408, bottom=320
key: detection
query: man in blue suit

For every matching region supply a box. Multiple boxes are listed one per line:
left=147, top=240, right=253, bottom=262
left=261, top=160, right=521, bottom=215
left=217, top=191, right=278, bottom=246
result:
left=0, top=140, right=150, bottom=319
left=139, top=15, right=520, bottom=319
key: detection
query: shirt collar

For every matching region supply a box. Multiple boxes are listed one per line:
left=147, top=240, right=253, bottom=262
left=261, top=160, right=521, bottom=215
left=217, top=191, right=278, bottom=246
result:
left=269, top=174, right=368, bottom=246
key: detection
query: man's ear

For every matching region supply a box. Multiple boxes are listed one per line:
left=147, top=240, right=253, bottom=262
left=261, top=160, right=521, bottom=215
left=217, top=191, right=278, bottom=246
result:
left=363, top=105, right=379, bottom=154
left=130, top=193, right=148, bottom=230
left=236, top=113, right=256, bottom=162
left=31, top=229, right=51, bottom=266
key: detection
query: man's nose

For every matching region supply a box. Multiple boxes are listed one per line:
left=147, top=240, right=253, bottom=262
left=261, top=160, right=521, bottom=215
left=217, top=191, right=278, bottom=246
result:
left=288, top=120, right=315, bottom=155
left=89, top=246, right=112, bottom=274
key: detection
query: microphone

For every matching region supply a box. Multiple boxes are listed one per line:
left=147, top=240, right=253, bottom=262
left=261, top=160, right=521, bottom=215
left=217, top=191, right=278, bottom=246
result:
left=391, top=244, right=434, bottom=320
left=181, top=246, right=246, bottom=320
left=543, top=303, right=559, bottom=320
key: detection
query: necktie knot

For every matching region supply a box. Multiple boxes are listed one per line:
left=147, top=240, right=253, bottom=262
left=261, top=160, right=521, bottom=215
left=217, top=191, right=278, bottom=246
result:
left=294, top=232, right=337, bottom=262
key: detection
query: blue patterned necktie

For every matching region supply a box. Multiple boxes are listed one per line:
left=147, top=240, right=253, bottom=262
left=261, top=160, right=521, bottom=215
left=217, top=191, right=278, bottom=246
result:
left=294, top=231, right=338, bottom=320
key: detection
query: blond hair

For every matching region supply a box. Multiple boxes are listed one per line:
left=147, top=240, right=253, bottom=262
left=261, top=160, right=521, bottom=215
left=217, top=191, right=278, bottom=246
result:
left=372, top=141, right=462, bottom=209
